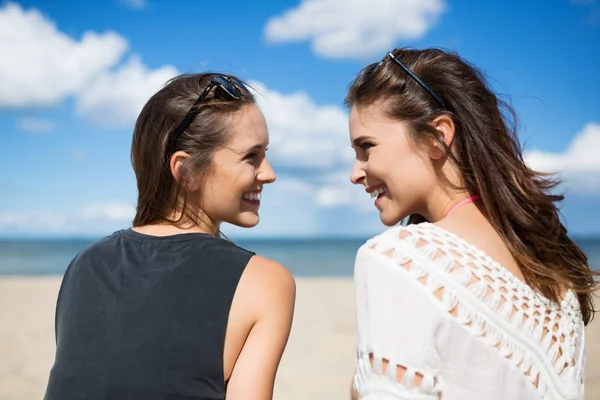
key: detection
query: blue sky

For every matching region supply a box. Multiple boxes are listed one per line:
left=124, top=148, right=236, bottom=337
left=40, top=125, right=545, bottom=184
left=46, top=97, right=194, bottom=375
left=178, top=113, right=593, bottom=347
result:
left=0, top=0, right=599, bottom=238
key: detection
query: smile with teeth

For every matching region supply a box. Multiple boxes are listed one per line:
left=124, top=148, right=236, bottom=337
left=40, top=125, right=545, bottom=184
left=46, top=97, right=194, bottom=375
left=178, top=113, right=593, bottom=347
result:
left=370, top=186, right=387, bottom=199
left=242, top=192, right=262, bottom=201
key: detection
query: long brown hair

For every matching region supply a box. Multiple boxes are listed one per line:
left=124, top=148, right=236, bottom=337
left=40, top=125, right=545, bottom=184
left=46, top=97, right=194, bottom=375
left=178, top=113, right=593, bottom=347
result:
left=346, top=48, right=598, bottom=324
left=131, top=73, right=255, bottom=230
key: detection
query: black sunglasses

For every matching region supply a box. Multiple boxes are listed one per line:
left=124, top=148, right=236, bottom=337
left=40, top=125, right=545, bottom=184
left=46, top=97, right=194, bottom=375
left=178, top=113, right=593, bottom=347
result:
left=171, top=75, right=251, bottom=143
left=374, top=52, right=446, bottom=109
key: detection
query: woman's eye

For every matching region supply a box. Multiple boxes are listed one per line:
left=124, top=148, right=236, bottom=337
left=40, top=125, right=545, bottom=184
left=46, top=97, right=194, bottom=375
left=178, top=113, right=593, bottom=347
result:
left=360, top=143, right=374, bottom=152
left=243, top=147, right=267, bottom=163
left=244, top=152, right=258, bottom=160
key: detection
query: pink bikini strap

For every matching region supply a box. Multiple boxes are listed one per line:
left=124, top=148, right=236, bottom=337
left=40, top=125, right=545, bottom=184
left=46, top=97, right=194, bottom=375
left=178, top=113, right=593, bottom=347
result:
left=445, top=195, right=481, bottom=218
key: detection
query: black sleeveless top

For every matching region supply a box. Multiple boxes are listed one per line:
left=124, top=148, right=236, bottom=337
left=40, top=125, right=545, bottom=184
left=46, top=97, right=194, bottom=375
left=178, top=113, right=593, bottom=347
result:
left=44, top=229, right=254, bottom=400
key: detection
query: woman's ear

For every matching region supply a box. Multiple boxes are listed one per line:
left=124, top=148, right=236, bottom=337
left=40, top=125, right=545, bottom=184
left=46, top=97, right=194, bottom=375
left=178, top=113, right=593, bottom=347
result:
left=170, top=151, right=196, bottom=189
left=429, top=115, right=455, bottom=160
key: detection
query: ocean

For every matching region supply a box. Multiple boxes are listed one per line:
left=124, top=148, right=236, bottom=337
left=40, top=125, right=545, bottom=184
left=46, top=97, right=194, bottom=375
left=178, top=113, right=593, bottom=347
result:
left=0, top=236, right=599, bottom=277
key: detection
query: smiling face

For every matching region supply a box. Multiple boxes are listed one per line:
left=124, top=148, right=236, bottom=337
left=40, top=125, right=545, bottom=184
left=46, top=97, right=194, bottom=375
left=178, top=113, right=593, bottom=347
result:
left=192, top=104, right=276, bottom=229
left=349, top=104, right=439, bottom=226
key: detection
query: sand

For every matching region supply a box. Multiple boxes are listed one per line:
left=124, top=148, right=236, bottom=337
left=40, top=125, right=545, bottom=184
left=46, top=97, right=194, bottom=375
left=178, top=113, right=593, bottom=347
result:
left=0, top=277, right=598, bottom=400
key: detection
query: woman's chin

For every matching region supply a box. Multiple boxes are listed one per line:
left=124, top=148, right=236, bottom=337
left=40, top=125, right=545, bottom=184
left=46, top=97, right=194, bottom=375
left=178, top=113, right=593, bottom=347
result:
left=231, top=214, right=260, bottom=229
left=379, top=210, right=402, bottom=227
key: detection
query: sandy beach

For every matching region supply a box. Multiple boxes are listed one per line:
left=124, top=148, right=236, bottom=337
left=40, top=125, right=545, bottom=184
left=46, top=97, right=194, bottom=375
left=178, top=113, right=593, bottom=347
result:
left=1, top=277, right=599, bottom=400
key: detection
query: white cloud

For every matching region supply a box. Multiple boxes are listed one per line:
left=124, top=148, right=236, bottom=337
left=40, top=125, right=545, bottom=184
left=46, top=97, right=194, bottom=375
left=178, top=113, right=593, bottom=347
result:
left=0, top=2, right=127, bottom=107
left=264, top=0, right=446, bottom=60
left=80, top=203, right=136, bottom=222
left=0, top=202, right=135, bottom=236
left=263, top=176, right=314, bottom=207
left=316, top=185, right=360, bottom=207
left=525, top=122, right=600, bottom=193
left=76, top=56, right=178, bottom=127
left=0, top=2, right=178, bottom=128
left=314, top=170, right=375, bottom=211
left=122, top=0, right=148, bottom=10
left=251, top=81, right=352, bottom=169
left=0, top=210, right=69, bottom=231
left=18, top=117, right=55, bottom=133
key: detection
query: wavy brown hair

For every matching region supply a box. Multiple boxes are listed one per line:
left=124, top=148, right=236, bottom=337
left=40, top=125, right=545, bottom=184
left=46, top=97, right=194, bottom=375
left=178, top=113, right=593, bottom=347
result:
left=131, top=73, right=255, bottom=230
left=346, top=48, right=598, bottom=324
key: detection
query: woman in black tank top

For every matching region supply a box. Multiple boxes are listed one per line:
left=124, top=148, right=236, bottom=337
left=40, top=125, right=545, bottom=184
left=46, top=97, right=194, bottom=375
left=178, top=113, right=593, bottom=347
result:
left=44, top=73, right=296, bottom=400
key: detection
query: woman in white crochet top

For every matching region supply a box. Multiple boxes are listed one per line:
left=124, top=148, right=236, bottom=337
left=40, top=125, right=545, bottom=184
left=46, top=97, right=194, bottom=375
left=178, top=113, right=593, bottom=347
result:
left=345, top=48, right=598, bottom=400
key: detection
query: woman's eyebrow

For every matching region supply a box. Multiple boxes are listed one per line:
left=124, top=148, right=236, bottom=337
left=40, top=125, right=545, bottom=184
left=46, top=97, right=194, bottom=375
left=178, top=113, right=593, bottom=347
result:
left=225, top=143, right=267, bottom=154
left=352, top=136, right=374, bottom=146
left=245, top=143, right=267, bottom=152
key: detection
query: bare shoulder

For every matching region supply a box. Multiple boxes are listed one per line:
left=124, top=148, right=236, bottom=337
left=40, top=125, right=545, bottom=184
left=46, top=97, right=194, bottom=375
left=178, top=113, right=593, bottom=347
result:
left=224, top=256, right=296, bottom=398
left=237, top=255, right=296, bottom=317
left=245, top=255, right=295, bottom=291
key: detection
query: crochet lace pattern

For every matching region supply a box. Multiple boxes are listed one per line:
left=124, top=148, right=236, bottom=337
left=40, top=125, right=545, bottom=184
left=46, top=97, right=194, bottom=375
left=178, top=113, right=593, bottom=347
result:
left=355, top=223, right=585, bottom=400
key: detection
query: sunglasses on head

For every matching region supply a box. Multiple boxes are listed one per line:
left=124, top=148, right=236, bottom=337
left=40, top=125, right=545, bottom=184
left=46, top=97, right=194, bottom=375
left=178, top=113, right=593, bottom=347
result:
left=171, top=75, right=251, bottom=143
left=374, top=51, right=446, bottom=109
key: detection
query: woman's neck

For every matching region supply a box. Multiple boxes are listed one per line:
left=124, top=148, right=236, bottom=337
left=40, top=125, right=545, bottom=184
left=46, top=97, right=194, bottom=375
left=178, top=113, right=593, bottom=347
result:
left=133, top=218, right=218, bottom=237
left=420, top=187, right=475, bottom=222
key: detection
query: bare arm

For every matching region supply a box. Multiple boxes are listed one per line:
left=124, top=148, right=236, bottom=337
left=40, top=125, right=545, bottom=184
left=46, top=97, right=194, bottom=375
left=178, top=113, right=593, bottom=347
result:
left=225, top=256, right=296, bottom=400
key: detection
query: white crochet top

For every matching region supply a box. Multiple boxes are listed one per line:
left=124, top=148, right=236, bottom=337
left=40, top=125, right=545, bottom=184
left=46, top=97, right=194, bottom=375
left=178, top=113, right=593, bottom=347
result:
left=353, top=223, right=585, bottom=400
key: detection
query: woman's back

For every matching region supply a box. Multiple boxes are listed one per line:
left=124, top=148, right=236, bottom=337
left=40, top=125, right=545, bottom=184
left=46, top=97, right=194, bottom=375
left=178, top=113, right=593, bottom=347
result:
left=44, top=72, right=295, bottom=400
left=354, top=223, right=585, bottom=400
left=44, top=229, right=253, bottom=400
